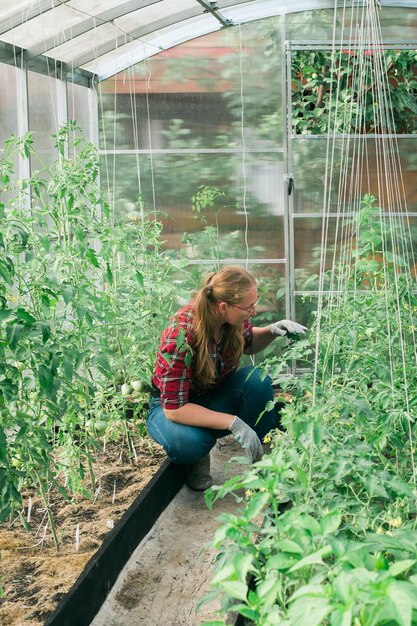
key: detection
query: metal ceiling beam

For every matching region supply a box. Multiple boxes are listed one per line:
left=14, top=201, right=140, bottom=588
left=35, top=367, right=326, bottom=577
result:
left=0, top=40, right=94, bottom=87
left=0, top=0, right=71, bottom=36
left=194, top=0, right=233, bottom=27
left=24, top=0, right=163, bottom=60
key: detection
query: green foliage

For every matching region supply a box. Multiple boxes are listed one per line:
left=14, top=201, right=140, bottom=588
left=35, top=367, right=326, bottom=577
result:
left=292, top=49, right=417, bottom=135
left=201, top=196, right=417, bottom=625
left=0, top=123, right=185, bottom=542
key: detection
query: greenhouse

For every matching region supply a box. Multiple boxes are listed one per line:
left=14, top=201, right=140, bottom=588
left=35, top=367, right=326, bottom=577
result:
left=0, top=0, right=417, bottom=624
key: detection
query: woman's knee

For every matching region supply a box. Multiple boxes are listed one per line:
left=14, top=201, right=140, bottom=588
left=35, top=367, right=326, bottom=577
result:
left=167, top=429, right=215, bottom=465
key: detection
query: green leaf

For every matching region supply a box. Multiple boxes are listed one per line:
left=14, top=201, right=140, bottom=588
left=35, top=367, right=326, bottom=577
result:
left=0, top=309, right=12, bottom=321
left=86, top=248, right=100, bottom=268
left=136, top=270, right=144, bottom=287
left=386, top=582, right=412, bottom=626
left=15, top=308, right=36, bottom=325
left=36, top=322, right=51, bottom=344
left=0, top=259, right=13, bottom=285
left=219, top=581, right=248, bottom=602
left=389, top=560, right=416, bottom=578
left=256, top=572, right=281, bottom=606
left=320, top=511, right=342, bottom=537
left=290, top=584, right=326, bottom=602
left=105, top=263, right=113, bottom=285
left=330, top=607, right=353, bottom=626
left=6, top=323, right=25, bottom=350
left=62, top=284, right=76, bottom=304
left=294, top=465, right=308, bottom=489
left=0, top=427, right=7, bottom=463
left=38, top=364, right=54, bottom=396
left=0, top=378, right=18, bottom=403
left=288, top=545, right=332, bottom=573
left=278, top=539, right=304, bottom=555
left=37, top=234, right=50, bottom=251
left=245, top=490, right=269, bottom=519
left=288, top=595, right=331, bottom=626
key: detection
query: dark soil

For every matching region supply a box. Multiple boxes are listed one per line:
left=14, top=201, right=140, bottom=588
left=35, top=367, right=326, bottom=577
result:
left=0, top=437, right=166, bottom=626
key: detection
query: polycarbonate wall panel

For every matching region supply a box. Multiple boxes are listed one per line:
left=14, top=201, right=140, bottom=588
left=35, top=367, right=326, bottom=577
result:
left=286, top=7, right=417, bottom=42
left=27, top=71, right=62, bottom=170
left=67, top=82, right=95, bottom=142
left=100, top=152, right=285, bottom=258
left=292, top=137, right=417, bottom=214
left=98, top=18, right=282, bottom=151
left=0, top=63, right=20, bottom=143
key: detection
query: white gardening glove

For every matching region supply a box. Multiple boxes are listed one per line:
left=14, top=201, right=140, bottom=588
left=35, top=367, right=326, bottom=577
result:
left=269, top=319, right=308, bottom=337
left=229, top=416, right=263, bottom=463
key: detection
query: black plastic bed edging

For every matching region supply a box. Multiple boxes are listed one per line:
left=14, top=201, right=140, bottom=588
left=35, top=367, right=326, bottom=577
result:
left=44, top=459, right=186, bottom=626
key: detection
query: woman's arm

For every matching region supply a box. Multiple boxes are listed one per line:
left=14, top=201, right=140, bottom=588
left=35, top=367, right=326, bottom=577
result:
left=164, top=403, right=234, bottom=429
left=244, top=325, right=277, bottom=355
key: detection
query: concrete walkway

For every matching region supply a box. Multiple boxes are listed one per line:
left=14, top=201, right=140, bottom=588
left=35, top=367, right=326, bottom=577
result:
left=90, top=439, right=246, bottom=626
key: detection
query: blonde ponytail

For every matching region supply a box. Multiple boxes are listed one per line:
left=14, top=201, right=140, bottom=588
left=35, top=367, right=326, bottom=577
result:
left=192, top=266, right=256, bottom=385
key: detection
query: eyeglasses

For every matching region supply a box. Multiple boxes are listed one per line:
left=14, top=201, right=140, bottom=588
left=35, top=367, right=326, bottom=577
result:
left=230, top=297, right=260, bottom=314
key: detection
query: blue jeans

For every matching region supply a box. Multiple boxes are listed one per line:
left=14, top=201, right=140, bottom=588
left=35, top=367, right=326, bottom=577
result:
left=146, top=366, right=277, bottom=465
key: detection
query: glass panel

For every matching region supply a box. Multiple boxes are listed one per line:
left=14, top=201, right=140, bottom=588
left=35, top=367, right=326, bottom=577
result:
left=286, top=7, right=417, bottom=42
left=27, top=72, right=60, bottom=170
left=0, top=63, right=19, bottom=143
left=294, top=215, right=417, bottom=290
left=292, top=137, right=417, bottom=214
left=67, top=82, right=94, bottom=142
left=100, top=152, right=284, bottom=258
left=98, top=16, right=282, bottom=150
left=291, top=49, right=417, bottom=136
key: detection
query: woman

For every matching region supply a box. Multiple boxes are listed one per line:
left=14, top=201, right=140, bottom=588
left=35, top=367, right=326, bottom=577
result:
left=147, top=265, right=306, bottom=490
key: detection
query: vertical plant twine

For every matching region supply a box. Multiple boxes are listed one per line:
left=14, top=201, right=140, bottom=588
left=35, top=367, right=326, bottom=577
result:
left=314, top=0, right=417, bottom=488
left=238, top=24, right=250, bottom=271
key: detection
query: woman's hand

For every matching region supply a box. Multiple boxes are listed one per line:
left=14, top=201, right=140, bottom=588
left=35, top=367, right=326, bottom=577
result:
left=269, top=320, right=308, bottom=337
left=229, top=415, right=263, bottom=463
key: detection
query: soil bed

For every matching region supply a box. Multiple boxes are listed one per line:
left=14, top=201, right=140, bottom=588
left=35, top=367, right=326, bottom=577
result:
left=0, top=437, right=166, bottom=626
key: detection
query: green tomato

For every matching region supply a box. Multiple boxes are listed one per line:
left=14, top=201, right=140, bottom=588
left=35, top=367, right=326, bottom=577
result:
left=94, top=420, right=108, bottom=435
left=11, top=457, right=23, bottom=469
left=131, top=380, right=144, bottom=392
left=121, top=383, right=132, bottom=396
left=85, top=419, right=96, bottom=433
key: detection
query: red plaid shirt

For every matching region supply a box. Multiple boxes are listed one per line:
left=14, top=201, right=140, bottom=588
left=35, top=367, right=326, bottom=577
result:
left=152, top=305, right=253, bottom=410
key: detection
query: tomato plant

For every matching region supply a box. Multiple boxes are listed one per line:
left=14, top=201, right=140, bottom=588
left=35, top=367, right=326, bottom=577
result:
left=201, top=196, right=417, bottom=625
left=0, top=123, right=187, bottom=546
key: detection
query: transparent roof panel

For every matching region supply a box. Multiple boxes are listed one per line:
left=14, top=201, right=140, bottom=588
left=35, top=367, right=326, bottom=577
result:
left=0, top=5, right=86, bottom=49
left=116, top=0, right=200, bottom=33
left=0, top=0, right=416, bottom=83
left=48, top=23, right=120, bottom=64
left=83, top=14, right=221, bottom=79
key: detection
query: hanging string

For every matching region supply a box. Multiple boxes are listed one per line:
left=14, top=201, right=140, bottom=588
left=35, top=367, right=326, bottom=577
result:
left=238, top=24, right=249, bottom=270
left=312, top=0, right=417, bottom=484
left=144, top=55, right=157, bottom=219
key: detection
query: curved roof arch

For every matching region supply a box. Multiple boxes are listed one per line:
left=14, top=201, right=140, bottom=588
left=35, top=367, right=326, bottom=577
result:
left=0, top=0, right=415, bottom=85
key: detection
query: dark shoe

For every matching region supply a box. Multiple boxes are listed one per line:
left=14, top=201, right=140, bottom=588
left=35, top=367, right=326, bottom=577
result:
left=186, top=454, right=213, bottom=491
